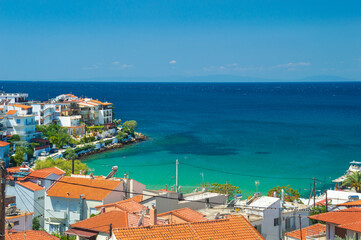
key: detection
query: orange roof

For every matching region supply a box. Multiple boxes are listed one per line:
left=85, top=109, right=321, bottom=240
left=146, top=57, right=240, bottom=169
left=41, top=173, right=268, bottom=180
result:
left=5, top=230, right=59, bottom=240
left=46, top=176, right=122, bottom=201
left=6, top=110, right=17, bottom=115
left=95, top=197, right=145, bottom=213
left=158, top=207, right=208, bottom=222
left=113, top=215, right=264, bottom=240
left=309, top=207, right=361, bottom=225
left=90, top=99, right=112, bottom=106
left=285, top=223, right=326, bottom=240
left=338, top=200, right=361, bottom=207
left=17, top=181, right=44, bottom=191
left=0, top=141, right=10, bottom=147
left=31, top=167, right=65, bottom=177
left=11, top=104, right=32, bottom=109
left=6, top=212, right=34, bottom=220
left=338, top=221, right=361, bottom=233
left=70, top=210, right=165, bottom=234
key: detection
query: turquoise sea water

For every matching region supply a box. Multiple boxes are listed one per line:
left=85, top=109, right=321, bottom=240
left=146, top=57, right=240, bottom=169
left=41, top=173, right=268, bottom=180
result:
left=3, top=81, right=361, bottom=197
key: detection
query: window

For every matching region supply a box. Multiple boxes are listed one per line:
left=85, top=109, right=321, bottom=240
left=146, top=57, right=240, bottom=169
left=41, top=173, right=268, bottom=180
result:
left=49, top=224, right=59, bottom=233
left=16, top=119, right=20, bottom=124
left=37, top=196, right=44, bottom=200
left=255, top=225, right=262, bottom=233
left=13, top=221, right=19, bottom=226
left=274, top=218, right=280, bottom=226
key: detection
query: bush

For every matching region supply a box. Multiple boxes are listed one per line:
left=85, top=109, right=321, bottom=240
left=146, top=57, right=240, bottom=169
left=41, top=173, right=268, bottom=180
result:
left=34, top=157, right=89, bottom=176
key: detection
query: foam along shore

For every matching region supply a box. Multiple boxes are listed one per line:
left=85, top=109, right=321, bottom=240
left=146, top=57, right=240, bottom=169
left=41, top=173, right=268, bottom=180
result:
left=77, top=132, right=147, bottom=159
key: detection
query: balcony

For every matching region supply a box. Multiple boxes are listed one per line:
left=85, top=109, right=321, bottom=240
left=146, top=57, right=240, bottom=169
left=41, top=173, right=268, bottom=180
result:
left=46, top=210, right=67, bottom=219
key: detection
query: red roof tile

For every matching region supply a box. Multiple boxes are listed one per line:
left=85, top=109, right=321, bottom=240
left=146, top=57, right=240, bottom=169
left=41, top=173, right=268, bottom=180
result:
left=17, top=181, right=44, bottom=192
left=285, top=224, right=326, bottom=240
left=309, top=207, right=361, bottom=225
left=95, top=198, right=146, bottom=213
left=158, top=207, right=208, bottom=223
left=46, top=176, right=122, bottom=201
left=0, top=141, right=10, bottom=147
left=11, top=104, right=32, bottom=109
left=113, top=215, right=264, bottom=240
left=338, top=221, right=361, bottom=233
left=6, top=110, right=17, bottom=115
left=70, top=210, right=165, bottom=234
left=5, top=230, right=59, bottom=240
left=338, top=200, right=361, bottom=207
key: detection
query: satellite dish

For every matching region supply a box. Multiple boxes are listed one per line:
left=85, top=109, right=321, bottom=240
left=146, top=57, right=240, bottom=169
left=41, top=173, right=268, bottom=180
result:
left=137, top=215, right=144, bottom=227
left=214, top=213, right=220, bottom=219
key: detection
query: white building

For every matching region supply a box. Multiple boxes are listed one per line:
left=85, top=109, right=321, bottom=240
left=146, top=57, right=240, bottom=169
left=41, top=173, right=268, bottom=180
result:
left=5, top=104, right=39, bottom=141
left=0, top=92, right=28, bottom=105
left=44, top=174, right=145, bottom=233
left=30, top=103, right=55, bottom=125
left=234, top=196, right=310, bottom=240
left=58, top=115, right=85, bottom=136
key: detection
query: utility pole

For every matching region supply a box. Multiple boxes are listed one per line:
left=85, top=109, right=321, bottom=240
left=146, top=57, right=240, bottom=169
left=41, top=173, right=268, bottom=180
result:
left=313, top=178, right=316, bottom=209
left=299, top=215, right=302, bottom=240
left=0, top=161, right=6, bottom=240
left=325, top=189, right=328, bottom=212
left=176, top=159, right=179, bottom=193
left=72, top=158, right=75, bottom=175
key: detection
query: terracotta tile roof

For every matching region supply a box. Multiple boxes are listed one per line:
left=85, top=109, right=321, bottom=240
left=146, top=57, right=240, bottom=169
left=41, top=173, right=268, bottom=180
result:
left=70, top=210, right=164, bottom=234
left=6, top=110, right=17, bottom=115
left=0, top=141, right=10, bottom=147
left=16, top=181, right=44, bottom=191
left=6, top=212, right=34, bottom=220
left=46, top=176, right=122, bottom=201
left=285, top=223, right=326, bottom=240
left=338, top=199, right=361, bottom=207
left=113, top=215, right=264, bottom=240
left=95, top=198, right=146, bottom=213
left=158, top=207, right=208, bottom=222
left=11, top=104, right=32, bottom=109
left=90, top=99, right=112, bottom=106
left=338, top=221, right=361, bottom=233
left=309, top=207, right=361, bottom=225
left=5, top=230, right=59, bottom=240
left=35, top=167, right=65, bottom=176
left=130, top=195, right=143, bottom=203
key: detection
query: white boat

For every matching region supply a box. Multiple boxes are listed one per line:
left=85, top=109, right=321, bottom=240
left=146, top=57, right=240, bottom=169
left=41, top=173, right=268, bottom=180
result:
left=333, top=160, right=361, bottom=183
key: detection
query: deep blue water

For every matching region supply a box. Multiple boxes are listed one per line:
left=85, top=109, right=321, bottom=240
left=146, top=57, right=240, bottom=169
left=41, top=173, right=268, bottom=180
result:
left=2, top=81, right=361, bottom=196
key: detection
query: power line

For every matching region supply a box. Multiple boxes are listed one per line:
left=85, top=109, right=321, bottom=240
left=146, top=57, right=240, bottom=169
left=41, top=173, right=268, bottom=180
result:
left=181, top=162, right=315, bottom=180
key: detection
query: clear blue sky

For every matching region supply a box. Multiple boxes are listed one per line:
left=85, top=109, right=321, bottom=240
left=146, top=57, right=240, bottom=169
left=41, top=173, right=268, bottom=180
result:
left=1, top=0, right=361, bottom=81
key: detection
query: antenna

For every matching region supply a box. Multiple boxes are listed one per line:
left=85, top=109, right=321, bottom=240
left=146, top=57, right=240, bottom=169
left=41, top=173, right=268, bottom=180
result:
left=176, top=159, right=179, bottom=193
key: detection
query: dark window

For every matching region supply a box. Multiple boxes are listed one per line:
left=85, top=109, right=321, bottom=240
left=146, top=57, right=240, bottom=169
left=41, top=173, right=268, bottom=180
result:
left=274, top=218, right=280, bottom=226
left=14, top=221, right=19, bottom=226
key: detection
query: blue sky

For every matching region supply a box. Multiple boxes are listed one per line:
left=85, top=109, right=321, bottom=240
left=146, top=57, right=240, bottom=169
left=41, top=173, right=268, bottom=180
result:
left=1, top=0, right=361, bottom=81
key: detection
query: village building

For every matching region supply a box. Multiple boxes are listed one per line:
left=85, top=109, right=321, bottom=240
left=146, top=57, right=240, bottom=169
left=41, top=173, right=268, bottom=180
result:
left=0, top=141, right=10, bottom=166
left=111, top=215, right=265, bottom=240
left=5, top=205, right=34, bottom=232
left=5, top=229, right=59, bottom=240
left=44, top=174, right=145, bottom=233
left=157, top=207, right=208, bottom=224
left=309, top=207, right=361, bottom=240
left=285, top=223, right=326, bottom=240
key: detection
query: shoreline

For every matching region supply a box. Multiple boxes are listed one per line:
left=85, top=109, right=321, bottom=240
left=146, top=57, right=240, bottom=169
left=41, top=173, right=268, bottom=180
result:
left=77, top=133, right=148, bottom=160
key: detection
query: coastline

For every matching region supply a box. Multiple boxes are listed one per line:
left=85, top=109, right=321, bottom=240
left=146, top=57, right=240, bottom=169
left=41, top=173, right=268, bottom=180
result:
left=77, top=133, right=148, bottom=160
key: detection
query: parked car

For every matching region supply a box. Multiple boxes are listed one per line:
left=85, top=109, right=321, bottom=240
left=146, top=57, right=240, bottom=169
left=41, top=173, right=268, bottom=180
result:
left=62, top=145, right=70, bottom=149
left=50, top=148, right=58, bottom=154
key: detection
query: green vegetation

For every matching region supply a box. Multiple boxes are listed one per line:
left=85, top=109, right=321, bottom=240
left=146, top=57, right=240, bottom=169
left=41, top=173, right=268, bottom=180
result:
left=200, top=182, right=242, bottom=200
left=122, top=120, right=137, bottom=136
left=32, top=217, right=40, bottom=230
left=11, top=146, right=26, bottom=166
left=74, top=144, right=95, bottom=154
left=341, top=172, right=361, bottom=192
left=34, top=157, right=89, bottom=176
left=36, top=124, right=74, bottom=148
left=116, top=131, right=128, bottom=142
left=267, top=185, right=301, bottom=202
left=309, top=203, right=330, bottom=224
left=113, top=118, right=122, bottom=126
left=62, top=148, right=77, bottom=160
left=7, top=134, right=20, bottom=143
left=85, top=125, right=104, bottom=132
left=52, top=232, right=76, bottom=240
left=79, top=135, right=96, bottom=144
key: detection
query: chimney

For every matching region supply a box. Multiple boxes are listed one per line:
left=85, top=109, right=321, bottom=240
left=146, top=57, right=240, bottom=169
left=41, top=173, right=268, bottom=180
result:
left=150, top=205, right=157, bottom=226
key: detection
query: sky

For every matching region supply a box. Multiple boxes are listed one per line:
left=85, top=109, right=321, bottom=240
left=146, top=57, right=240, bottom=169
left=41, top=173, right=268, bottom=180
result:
left=1, top=0, right=361, bottom=81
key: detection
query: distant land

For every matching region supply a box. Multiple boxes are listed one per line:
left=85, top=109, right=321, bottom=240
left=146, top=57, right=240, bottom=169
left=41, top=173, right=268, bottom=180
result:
left=0, top=74, right=357, bottom=82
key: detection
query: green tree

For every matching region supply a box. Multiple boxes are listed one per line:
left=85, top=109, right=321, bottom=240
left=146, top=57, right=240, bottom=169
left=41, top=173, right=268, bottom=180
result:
left=117, top=131, right=128, bottom=141
left=63, top=148, right=77, bottom=160
left=309, top=203, right=330, bottom=224
left=267, top=185, right=301, bottom=202
left=13, top=146, right=26, bottom=166
left=342, top=172, right=361, bottom=192
left=34, top=157, right=89, bottom=176
left=36, top=124, right=73, bottom=148
left=32, top=217, right=40, bottom=230
left=122, top=120, right=137, bottom=136
left=201, top=182, right=242, bottom=200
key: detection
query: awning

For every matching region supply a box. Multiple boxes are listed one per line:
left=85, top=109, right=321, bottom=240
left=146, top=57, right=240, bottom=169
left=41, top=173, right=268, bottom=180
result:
left=64, top=228, right=98, bottom=238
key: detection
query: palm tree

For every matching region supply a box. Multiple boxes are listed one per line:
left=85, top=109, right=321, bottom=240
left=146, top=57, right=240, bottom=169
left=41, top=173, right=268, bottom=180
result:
left=342, top=172, right=361, bottom=192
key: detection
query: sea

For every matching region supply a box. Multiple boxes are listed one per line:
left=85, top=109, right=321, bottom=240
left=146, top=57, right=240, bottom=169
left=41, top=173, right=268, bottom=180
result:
left=3, top=81, right=361, bottom=197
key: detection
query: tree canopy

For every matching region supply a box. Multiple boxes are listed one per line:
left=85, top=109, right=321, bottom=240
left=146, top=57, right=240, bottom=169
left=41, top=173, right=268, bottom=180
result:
left=63, top=148, right=77, bottom=160
left=122, top=120, right=137, bottom=136
left=11, top=146, right=26, bottom=166
left=342, top=172, right=361, bottom=192
left=34, top=157, right=89, bottom=176
left=267, top=185, right=300, bottom=202
left=201, top=182, right=242, bottom=200
left=36, top=124, right=73, bottom=147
